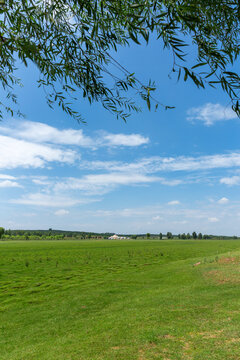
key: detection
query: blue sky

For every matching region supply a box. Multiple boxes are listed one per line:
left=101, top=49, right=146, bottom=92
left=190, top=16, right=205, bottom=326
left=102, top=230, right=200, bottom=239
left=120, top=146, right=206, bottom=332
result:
left=1, top=38, right=240, bottom=235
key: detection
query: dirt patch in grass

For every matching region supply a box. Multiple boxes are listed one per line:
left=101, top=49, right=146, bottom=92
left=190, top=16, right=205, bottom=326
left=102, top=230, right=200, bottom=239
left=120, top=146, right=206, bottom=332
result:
left=111, top=346, right=121, bottom=350
left=138, top=343, right=157, bottom=360
left=182, top=341, right=193, bottom=360
left=205, top=270, right=229, bottom=284
left=218, top=257, right=238, bottom=264
left=199, top=255, right=240, bottom=285
left=204, top=255, right=240, bottom=284
left=162, top=334, right=175, bottom=340
left=225, top=338, right=240, bottom=344
left=188, top=329, right=224, bottom=342
left=196, top=330, right=223, bottom=339
left=207, top=268, right=240, bottom=285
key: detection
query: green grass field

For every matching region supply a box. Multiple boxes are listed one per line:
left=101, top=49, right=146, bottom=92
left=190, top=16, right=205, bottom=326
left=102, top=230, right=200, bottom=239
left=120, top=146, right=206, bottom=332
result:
left=1, top=239, right=240, bottom=359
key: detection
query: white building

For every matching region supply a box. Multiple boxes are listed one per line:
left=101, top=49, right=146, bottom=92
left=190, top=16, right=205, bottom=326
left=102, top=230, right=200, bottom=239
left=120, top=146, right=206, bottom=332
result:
left=108, top=234, right=126, bottom=240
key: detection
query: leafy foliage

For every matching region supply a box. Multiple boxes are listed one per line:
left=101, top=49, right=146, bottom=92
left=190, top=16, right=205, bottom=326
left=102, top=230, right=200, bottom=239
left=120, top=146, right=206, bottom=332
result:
left=0, top=227, right=4, bottom=238
left=1, top=1, right=240, bottom=121
left=192, top=231, right=197, bottom=239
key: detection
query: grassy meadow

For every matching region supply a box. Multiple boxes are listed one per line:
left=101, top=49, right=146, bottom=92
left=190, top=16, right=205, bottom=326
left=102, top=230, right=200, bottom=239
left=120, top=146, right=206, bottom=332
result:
left=1, top=239, right=240, bottom=359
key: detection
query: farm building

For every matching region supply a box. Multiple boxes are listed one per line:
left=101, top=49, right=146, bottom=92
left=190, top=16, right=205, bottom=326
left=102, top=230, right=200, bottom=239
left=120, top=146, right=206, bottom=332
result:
left=108, top=234, right=126, bottom=240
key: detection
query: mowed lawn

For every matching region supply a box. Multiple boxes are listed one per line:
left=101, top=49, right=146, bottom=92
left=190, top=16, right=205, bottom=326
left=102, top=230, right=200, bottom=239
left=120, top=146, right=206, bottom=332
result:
left=1, top=240, right=240, bottom=360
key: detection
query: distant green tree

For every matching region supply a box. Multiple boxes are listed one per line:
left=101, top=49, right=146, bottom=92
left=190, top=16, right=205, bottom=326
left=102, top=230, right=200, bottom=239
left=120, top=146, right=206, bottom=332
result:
left=131, top=235, right=137, bottom=239
left=198, top=233, right=203, bottom=239
left=167, top=232, right=173, bottom=239
left=0, top=227, right=5, bottom=239
left=178, top=234, right=181, bottom=239
left=159, top=233, right=162, bottom=240
left=192, top=232, right=197, bottom=239
left=186, top=233, right=191, bottom=239
left=181, top=233, right=186, bottom=239
left=5, top=229, right=11, bottom=236
left=146, top=233, right=151, bottom=239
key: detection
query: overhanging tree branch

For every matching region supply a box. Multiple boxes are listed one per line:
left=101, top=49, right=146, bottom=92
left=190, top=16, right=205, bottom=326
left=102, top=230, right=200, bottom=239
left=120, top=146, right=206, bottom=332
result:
left=1, top=0, right=240, bottom=121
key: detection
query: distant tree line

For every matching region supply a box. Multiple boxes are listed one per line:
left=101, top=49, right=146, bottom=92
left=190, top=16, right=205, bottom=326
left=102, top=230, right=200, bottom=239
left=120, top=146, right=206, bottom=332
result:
left=164, top=232, right=210, bottom=239
left=0, top=228, right=115, bottom=240
left=142, top=232, right=238, bottom=240
left=132, top=232, right=209, bottom=239
left=0, top=228, right=238, bottom=241
left=177, top=232, right=204, bottom=239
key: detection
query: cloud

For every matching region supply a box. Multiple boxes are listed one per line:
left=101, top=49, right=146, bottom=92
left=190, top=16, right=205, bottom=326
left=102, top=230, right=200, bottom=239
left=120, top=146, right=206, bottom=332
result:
left=54, top=173, right=161, bottom=195
left=10, top=193, right=93, bottom=207
left=0, top=180, right=21, bottom=188
left=159, top=179, right=183, bottom=186
left=0, top=174, right=16, bottom=180
left=187, top=103, right=237, bottom=126
left=220, top=176, right=240, bottom=186
left=168, top=200, right=180, bottom=205
left=79, top=160, right=150, bottom=172
left=80, top=153, right=240, bottom=174
left=154, top=153, right=240, bottom=172
left=152, top=215, right=162, bottom=221
left=0, top=135, right=77, bottom=169
left=32, top=177, right=51, bottom=186
left=102, top=133, right=149, bottom=147
left=0, top=120, right=94, bottom=147
left=208, top=217, right=219, bottom=223
left=0, top=121, right=148, bottom=148
left=218, top=197, right=229, bottom=204
left=53, top=173, right=183, bottom=198
left=54, top=209, right=69, bottom=216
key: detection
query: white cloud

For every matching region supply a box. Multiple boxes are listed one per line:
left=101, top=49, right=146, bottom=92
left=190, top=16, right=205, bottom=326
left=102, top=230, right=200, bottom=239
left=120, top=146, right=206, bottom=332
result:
left=0, top=120, right=94, bottom=147
left=32, top=178, right=51, bottom=186
left=102, top=133, right=149, bottom=147
left=81, top=153, right=240, bottom=174
left=53, top=173, right=183, bottom=198
left=0, top=121, right=149, bottom=149
left=187, top=103, right=237, bottom=126
left=10, top=193, right=93, bottom=207
left=54, top=209, right=69, bottom=216
left=218, top=197, right=229, bottom=204
left=168, top=200, right=180, bottom=205
left=22, top=212, right=36, bottom=217
left=152, top=215, right=162, bottom=221
left=0, top=135, right=77, bottom=169
left=208, top=217, right=219, bottom=223
left=54, top=173, right=161, bottom=195
left=79, top=159, right=151, bottom=172
left=0, top=180, right=21, bottom=188
left=220, top=176, right=240, bottom=186
left=160, top=178, right=183, bottom=186
left=0, top=174, right=16, bottom=180
left=156, top=153, right=240, bottom=172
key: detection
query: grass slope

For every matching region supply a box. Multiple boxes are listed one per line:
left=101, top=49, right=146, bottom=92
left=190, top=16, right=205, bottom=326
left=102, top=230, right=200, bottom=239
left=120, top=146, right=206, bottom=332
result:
left=1, top=239, right=240, bottom=359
